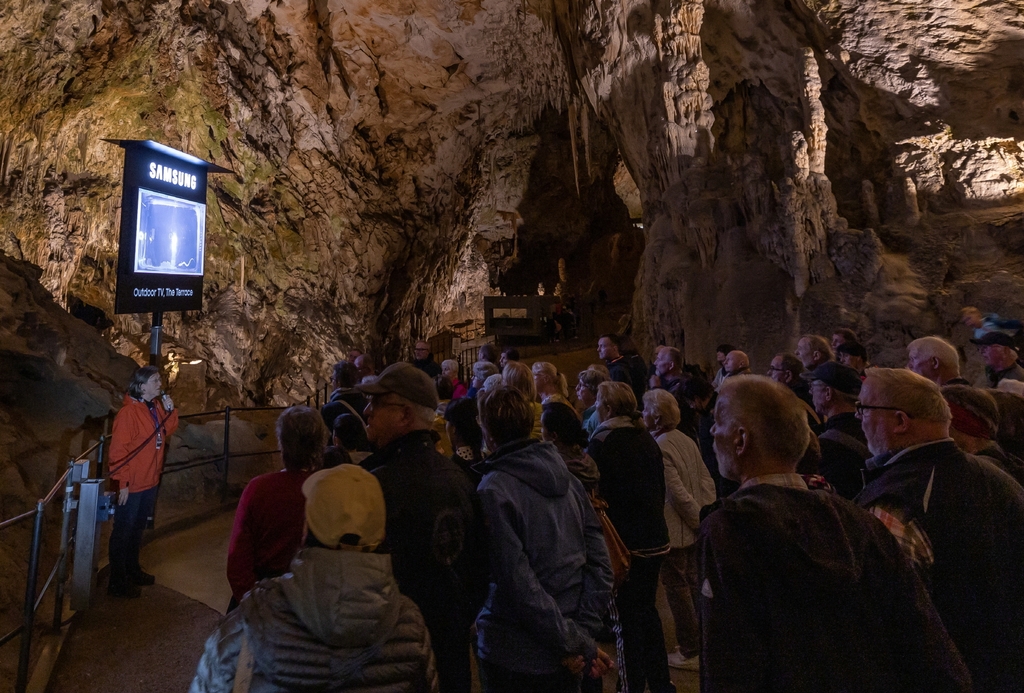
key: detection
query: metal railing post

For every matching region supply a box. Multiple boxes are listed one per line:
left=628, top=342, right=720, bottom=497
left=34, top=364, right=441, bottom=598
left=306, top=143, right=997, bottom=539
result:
left=16, top=502, right=45, bottom=693
left=52, top=460, right=76, bottom=631
left=314, top=386, right=320, bottom=409
left=96, top=433, right=106, bottom=478
left=221, top=407, right=231, bottom=503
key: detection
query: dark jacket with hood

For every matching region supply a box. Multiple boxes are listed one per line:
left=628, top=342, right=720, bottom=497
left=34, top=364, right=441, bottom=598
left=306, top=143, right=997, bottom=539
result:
left=697, top=483, right=971, bottom=693
left=857, top=440, right=1024, bottom=693
left=475, top=439, right=613, bottom=675
left=189, top=549, right=438, bottom=693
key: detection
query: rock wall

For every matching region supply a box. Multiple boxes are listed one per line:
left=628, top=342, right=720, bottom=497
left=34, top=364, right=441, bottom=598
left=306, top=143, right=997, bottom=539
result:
left=0, top=252, right=137, bottom=687
left=0, top=0, right=585, bottom=404
left=556, top=0, right=1024, bottom=372
left=3, top=0, right=1023, bottom=395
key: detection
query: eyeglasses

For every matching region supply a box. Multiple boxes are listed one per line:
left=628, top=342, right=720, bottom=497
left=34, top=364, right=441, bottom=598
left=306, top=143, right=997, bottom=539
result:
left=855, top=402, right=909, bottom=417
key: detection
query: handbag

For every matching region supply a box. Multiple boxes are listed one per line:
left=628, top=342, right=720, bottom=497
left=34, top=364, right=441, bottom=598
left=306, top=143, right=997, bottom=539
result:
left=589, top=491, right=631, bottom=590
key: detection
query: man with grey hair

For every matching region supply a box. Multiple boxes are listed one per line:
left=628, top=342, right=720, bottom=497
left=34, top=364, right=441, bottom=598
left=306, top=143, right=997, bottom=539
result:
left=357, top=362, right=485, bottom=693
left=856, top=368, right=1024, bottom=693
left=906, top=336, right=968, bottom=386
left=698, top=376, right=970, bottom=692
left=653, top=346, right=699, bottom=441
left=795, top=334, right=833, bottom=370
left=802, top=362, right=868, bottom=499
left=971, top=331, right=1024, bottom=388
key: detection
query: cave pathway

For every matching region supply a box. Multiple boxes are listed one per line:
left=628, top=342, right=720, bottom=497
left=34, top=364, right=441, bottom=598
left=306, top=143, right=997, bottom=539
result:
left=46, top=489, right=699, bottom=693
left=47, top=511, right=233, bottom=693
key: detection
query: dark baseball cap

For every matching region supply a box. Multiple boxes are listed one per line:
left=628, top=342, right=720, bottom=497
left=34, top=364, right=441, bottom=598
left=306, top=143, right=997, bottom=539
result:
left=356, top=362, right=439, bottom=409
left=970, top=332, right=1017, bottom=350
left=800, top=361, right=862, bottom=395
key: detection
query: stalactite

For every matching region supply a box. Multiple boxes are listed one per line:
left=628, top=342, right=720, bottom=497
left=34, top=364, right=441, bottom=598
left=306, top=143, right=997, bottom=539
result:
left=568, top=100, right=581, bottom=196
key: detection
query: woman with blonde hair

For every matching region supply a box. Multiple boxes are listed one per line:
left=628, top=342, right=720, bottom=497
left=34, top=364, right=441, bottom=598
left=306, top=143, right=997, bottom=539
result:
left=503, top=361, right=542, bottom=439
left=532, top=361, right=570, bottom=405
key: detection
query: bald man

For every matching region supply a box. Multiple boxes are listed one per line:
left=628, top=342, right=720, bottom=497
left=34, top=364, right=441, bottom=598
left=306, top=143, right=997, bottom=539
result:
left=722, top=350, right=751, bottom=378
left=697, top=376, right=969, bottom=693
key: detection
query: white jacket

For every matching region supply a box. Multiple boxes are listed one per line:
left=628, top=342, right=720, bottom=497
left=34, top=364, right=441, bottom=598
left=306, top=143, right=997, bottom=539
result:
left=656, top=430, right=716, bottom=548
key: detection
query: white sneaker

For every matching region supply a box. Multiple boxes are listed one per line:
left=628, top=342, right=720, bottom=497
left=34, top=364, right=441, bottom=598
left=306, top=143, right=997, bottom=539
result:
left=667, top=648, right=700, bottom=671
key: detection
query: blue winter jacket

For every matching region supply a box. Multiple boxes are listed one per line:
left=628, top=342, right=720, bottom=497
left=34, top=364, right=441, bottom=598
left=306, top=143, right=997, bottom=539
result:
left=475, top=439, right=613, bottom=675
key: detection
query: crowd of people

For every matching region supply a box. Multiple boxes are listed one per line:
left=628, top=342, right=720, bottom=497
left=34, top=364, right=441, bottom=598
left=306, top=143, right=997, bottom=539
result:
left=107, top=316, right=1024, bottom=692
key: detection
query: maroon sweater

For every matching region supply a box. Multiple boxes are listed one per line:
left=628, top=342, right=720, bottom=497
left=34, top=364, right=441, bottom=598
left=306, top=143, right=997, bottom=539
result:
left=227, top=469, right=312, bottom=602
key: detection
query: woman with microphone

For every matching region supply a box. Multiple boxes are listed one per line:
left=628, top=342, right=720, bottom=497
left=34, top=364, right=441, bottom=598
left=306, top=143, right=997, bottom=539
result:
left=107, top=366, right=178, bottom=597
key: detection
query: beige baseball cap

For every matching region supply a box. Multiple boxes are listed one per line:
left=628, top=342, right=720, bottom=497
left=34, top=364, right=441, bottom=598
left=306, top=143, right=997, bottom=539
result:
left=302, top=465, right=386, bottom=550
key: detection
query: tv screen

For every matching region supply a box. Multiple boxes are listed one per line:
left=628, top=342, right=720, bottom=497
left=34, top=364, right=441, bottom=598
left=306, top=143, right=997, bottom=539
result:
left=134, top=188, right=205, bottom=276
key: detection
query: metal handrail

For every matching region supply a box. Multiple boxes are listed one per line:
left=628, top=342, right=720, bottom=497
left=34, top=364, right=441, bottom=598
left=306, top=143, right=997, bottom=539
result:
left=177, top=404, right=297, bottom=420
left=73, top=439, right=101, bottom=463
left=41, top=468, right=72, bottom=506
left=0, top=509, right=38, bottom=532
left=1, top=381, right=323, bottom=693
left=0, top=467, right=73, bottom=534
left=0, top=437, right=104, bottom=693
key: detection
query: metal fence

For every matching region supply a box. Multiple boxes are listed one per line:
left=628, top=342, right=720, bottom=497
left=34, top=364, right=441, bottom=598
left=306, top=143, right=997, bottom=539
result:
left=0, top=438, right=105, bottom=693
left=0, top=383, right=330, bottom=693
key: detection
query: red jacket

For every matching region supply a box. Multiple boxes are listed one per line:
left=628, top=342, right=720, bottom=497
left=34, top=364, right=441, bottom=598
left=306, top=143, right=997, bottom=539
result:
left=226, top=469, right=312, bottom=602
left=108, top=394, right=179, bottom=493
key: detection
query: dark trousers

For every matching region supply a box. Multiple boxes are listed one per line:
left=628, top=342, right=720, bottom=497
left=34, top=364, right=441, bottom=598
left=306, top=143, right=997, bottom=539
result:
left=421, top=608, right=472, bottom=693
left=108, top=486, right=158, bottom=588
left=661, top=546, right=700, bottom=658
left=480, top=660, right=580, bottom=693
left=615, top=555, right=675, bottom=693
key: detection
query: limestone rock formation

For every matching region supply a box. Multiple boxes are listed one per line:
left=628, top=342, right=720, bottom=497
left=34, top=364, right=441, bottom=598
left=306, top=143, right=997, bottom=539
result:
left=2, top=0, right=1023, bottom=395
left=0, top=0, right=590, bottom=404
left=555, top=0, right=1024, bottom=369
left=0, top=252, right=137, bottom=687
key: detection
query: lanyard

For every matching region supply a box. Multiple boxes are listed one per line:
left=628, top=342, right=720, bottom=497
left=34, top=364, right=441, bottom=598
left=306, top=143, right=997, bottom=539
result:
left=146, top=401, right=164, bottom=449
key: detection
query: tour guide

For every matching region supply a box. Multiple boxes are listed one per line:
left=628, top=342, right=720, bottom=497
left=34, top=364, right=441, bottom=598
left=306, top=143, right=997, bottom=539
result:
left=107, top=365, right=178, bottom=597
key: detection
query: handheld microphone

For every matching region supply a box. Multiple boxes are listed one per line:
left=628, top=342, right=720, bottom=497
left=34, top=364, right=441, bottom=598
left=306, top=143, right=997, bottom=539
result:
left=160, top=390, right=174, bottom=412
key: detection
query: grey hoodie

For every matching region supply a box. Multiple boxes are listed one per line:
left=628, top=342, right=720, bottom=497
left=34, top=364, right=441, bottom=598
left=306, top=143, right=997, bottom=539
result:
left=475, top=439, right=613, bottom=675
left=189, top=548, right=437, bottom=693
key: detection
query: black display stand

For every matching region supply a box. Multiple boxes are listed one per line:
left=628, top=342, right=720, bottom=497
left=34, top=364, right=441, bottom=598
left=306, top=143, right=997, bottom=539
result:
left=105, top=139, right=231, bottom=366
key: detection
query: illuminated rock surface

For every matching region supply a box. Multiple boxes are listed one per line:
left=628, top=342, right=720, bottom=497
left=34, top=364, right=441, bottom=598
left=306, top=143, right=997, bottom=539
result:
left=0, top=0, right=1022, bottom=388
left=1, top=0, right=1023, bottom=687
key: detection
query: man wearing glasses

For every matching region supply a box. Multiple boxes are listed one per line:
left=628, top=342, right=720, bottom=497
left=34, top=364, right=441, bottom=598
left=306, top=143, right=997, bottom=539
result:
left=856, top=368, right=1024, bottom=693
left=410, top=340, right=442, bottom=378
left=357, top=362, right=485, bottom=693
left=697, top=376, right=969, bottom=692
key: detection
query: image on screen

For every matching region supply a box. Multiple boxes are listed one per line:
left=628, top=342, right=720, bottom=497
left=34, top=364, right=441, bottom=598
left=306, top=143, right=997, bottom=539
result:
left=134, top=188, right=205, bottom=276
